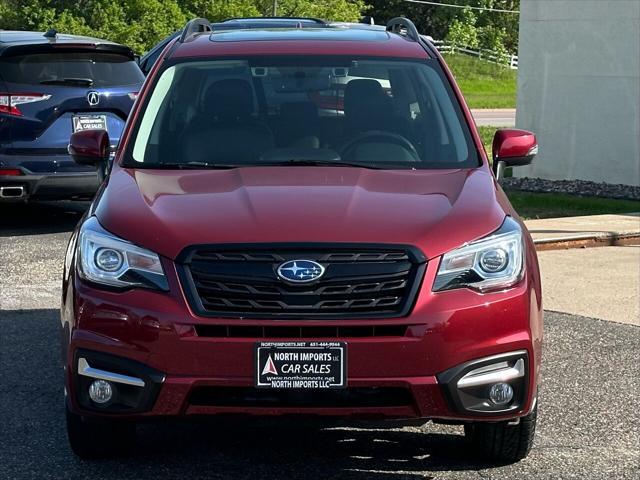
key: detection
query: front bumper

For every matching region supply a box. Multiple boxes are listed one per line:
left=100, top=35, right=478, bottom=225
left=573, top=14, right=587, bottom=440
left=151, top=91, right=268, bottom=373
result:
left=0, top=154, right=99, bottom=201
left=62, top=258, right=542, bottom=422
left=71, top=348, right=532, bottom=421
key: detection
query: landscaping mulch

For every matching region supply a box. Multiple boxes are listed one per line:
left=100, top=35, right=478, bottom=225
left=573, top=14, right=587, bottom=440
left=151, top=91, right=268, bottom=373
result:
left=503, top=177, right=640, bottom=201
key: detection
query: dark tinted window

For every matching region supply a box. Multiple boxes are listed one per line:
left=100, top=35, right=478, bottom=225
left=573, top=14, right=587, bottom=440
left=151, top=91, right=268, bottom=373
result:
left=0, top=52, right=144, bottom=87
left=140, top=46, right=164, bottom=74
left=130, top=57, right=477, bottom=169
left=140, top=33, right=178, bottom=74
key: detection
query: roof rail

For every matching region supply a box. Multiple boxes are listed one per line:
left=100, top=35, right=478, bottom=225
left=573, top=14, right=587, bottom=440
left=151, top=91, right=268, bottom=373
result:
left=222, top=17, right=328, bottom=25
left=386, top=17, right=419, bottom=42
left=179, top=18, right=212, bottom=43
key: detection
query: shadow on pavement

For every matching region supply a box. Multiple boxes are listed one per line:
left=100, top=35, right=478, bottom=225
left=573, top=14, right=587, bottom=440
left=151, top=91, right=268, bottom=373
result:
left=0, top=201, right=89, bottom=237
left=0, top=308, right=488, bottom=480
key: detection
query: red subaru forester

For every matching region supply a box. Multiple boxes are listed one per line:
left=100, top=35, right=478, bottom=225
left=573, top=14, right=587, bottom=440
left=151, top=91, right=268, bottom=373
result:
left=61, top=17, right=542, bottom=462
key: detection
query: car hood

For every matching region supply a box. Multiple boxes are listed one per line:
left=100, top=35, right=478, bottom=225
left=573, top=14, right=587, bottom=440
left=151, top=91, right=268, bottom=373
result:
left=95, top=165, right=507, bottom=260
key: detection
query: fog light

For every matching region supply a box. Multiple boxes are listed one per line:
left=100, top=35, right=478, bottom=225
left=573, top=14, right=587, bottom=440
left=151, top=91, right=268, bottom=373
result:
left=88, top=379, right=113, bottom=404
left=489, top=382, right=514, bottom=405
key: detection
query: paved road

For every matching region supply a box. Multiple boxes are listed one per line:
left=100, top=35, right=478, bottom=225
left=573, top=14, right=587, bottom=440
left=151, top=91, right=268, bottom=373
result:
left=471, top=109, right=516, bottom=127
left=1, top=202, right=639, bottom=479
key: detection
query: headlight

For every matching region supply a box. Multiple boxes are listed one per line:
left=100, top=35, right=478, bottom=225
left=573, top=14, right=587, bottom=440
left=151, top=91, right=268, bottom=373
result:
left=433, top=217, right=524, bottom=292
left=78, top=216, right=168, bottom=290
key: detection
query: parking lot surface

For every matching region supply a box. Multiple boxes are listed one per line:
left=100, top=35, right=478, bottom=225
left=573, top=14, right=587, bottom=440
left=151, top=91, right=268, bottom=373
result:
left=538, top=246, right=640, bottom=325
left=1, top=202, right=639, bottom=479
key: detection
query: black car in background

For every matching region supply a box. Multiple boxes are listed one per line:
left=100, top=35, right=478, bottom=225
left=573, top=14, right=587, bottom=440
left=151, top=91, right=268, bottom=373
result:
left=0, top=30, right=143, bottom=202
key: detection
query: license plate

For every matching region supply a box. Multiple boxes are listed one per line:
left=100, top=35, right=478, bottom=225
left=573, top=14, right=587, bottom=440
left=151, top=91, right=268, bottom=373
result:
left=72, top=114, right=107, bottom=132
left=255, top=341, right=346, bottom=389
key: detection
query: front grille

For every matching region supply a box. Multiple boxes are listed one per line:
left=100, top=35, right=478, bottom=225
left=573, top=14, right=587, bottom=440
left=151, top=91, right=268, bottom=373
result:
left=194, top=324, right=410, bottom=338
left=178, top=244, right=426, bottom=319
left=189, top=387, right=413, bottom=408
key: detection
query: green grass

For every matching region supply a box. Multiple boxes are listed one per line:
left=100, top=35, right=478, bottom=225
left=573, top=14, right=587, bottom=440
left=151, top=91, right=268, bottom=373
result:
left=443, top=53, right=517, bottom=109
left=506, top=191, right=640, bottom=220
left=476, top=125, right=496, bottom=154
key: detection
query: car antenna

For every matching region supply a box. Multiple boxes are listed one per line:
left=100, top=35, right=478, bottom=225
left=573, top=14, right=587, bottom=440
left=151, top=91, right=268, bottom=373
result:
left=43, top=28, right=57, bottom=39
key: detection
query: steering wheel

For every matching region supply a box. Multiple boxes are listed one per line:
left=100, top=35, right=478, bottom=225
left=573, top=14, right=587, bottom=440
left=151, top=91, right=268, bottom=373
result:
left=339, top=131, right=420, bottom=162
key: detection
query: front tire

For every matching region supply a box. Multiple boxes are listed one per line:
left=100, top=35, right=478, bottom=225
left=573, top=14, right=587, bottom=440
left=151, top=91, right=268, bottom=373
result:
left=66, top=404, right=136, bottom=458
left=464, top=405, right=537, bottom=464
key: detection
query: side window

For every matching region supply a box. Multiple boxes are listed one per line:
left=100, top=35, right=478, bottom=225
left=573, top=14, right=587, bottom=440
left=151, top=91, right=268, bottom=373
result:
left=416, top=67, right=470, bottom=162
left=140, top=46, right=163, bottom=75
left=132, top=65, right=177, bottom=162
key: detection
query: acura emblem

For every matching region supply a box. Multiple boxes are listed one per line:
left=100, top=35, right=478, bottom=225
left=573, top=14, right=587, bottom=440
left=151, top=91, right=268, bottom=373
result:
left=277, top=260, right=325, bottom=283
left=87, top=91, right=100, bottom=106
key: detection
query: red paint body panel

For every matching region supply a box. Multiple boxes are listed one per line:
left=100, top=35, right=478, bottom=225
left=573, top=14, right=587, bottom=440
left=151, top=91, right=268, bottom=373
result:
left=173, top=36, right=429, bottom=60
left=63, top=260, right=541, bottom=421
left=68, top=129, right=110, bottom=162
left=60, top=28, right=542, bottom=423
left=493, top=129, right=537, bottom=160
left=95, top=165, right=505, bottom=261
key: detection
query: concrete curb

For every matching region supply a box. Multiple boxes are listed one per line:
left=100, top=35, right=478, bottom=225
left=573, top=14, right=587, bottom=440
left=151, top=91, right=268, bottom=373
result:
left=533, top=232, right=640, bottom=251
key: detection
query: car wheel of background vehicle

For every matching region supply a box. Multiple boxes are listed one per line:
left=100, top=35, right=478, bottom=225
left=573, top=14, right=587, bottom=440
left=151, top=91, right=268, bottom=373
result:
left=65, top=404, right=136, bottom=458
left=464, top=404, right=537, bottom=464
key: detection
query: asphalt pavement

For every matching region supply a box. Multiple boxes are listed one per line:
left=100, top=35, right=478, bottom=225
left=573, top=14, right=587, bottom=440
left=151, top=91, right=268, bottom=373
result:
left=1, top=201, right=639, bottom=479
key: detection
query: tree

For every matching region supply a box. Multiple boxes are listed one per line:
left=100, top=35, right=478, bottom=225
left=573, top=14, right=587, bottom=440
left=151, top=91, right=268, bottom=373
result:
left=365, top=0, right=519, bottom=54
left=445, top=7, right=479, bottom=49
left=0, top=0, right=367, bottom=53
left=180, top=0, right=260, bottom=22
left=256, top=0, right=365, bottom=21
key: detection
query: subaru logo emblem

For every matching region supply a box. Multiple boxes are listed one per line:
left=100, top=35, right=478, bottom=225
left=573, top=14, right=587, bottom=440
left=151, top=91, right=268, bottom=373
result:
left=277, top=260, right=325, bottom=283
left=87, top=91, right=100, bottom=106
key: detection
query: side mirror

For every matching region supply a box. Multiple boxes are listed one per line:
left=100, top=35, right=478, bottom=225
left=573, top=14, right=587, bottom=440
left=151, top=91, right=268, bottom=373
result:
left=68, top=129, right=110, bottom=167
left=492, top=129, right=538, bottom=181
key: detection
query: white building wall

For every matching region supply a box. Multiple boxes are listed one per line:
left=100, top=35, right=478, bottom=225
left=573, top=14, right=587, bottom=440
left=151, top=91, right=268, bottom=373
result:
left=515, top=0, right=640, bottom=186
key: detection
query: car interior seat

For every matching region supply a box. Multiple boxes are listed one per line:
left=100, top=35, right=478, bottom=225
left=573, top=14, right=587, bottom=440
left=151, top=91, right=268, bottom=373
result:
left=184, top=78, right=274, bottom=164
left=277, top=101, right=321, bottom=149
left=343, top=79, right=397, bottom=135
left=340, top=79, right=417, bottom=162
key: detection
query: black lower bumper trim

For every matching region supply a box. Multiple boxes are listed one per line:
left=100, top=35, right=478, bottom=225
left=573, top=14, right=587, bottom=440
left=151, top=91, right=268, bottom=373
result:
left=73, top=349, right=165, bottom=414
left=189, top=386, right=414, bottom=408
left=0, top=172, right=98, bottom=201
left=437, top=351, right=529, bottom=417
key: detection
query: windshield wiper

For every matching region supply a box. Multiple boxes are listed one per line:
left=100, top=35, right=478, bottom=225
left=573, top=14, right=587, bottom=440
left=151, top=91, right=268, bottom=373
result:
left=146, top=162, right=239, bottom=170
left=259, top=159, right=386, bottom=169
left=40, top=77, right=94, bottom=87
left=138, top=161, right=391, bottom=170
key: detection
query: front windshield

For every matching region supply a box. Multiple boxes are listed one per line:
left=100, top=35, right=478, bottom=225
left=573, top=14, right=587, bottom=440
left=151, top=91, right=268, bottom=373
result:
left=127, top=57, right=478, bottom=169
